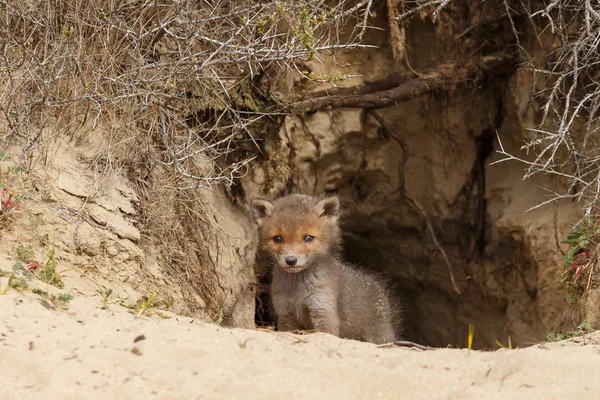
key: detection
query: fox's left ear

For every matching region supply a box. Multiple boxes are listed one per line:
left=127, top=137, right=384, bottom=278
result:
left=314, top=196, right=340, bottom=219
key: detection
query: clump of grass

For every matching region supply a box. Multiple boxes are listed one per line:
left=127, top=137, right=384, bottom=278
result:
left=38, top=248, right=63, bottom=288
left=32, top=288, right=73, bottom=310
left=546, top=319, right=593, bottom=342
left=1, top=261, right=72, bottom=309
left=215, top=308, right=224, bottom=325
left=0, top=262, right=34, bottom=294
left=16, top=244, right=35, bottom=263
left=122, top=292, right=174, bottom=318
left=13, top=245, right=64, bottom=288
left=135, top=292, right=157, bottom=319
left=58, top=293, right=73, bottom=303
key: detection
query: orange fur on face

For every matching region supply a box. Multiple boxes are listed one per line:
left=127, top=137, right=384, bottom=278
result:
left=264, top=217, right=327, bottom=257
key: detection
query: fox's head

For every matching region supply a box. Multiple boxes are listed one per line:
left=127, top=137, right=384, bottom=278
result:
left=251, top=194, right=341, bottom=273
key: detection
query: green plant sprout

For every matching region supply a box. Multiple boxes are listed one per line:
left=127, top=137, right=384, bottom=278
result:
left=546, top=319, right=593, bottom=342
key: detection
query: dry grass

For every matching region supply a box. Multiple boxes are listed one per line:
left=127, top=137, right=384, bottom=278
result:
left=0, top=0, right=375, bottom=317
left=135, top=176, right=222, bottom=317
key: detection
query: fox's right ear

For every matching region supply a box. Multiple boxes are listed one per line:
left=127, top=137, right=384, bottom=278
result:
left=251, top=199, right=274, bottom=224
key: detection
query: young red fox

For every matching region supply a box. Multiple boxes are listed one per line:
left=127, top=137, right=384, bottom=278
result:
left=251, top=193, right=399, bottom=344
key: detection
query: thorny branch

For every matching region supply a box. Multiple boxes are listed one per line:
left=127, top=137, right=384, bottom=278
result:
left=368, top=110, right=462, bottom=296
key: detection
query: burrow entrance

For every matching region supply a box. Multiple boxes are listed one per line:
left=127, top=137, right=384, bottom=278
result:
left=254, top=205, right=547, bottom=350
left=252, top=105, right=563, bottom=349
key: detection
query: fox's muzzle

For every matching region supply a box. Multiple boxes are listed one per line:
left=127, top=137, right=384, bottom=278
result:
left=278, top=254, right=308, bottom=273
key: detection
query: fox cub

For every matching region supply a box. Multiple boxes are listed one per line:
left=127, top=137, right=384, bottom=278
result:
left=251, top=193, right=398, bottom=344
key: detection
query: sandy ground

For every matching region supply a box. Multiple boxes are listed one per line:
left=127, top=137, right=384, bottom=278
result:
left=1, top=286, right=600, bottom=400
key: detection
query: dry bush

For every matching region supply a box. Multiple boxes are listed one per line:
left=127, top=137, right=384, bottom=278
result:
left=500, top=1, right=600, bottom=215
left=511, top=0, right=600, bottom=307
left=403, top=0, right=600, bottom=217
left=0, top=0, right=373, bottom=183
left=0, top=0, right=374, bottom=316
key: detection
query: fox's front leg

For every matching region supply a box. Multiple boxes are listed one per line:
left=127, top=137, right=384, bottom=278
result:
left=310, top=308, right=341, bottom=336
left=308, top=293, right=341, bottom=337
left=276, top=312, right=301, bottom=332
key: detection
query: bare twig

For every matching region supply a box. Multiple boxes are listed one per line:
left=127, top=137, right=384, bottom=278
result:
left=377, top=340, right=434, bottom=350
left=396, top=0, right=452, bottom=23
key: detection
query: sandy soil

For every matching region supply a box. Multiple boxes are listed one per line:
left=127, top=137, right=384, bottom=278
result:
left=1, top=284, right=599, bottom=400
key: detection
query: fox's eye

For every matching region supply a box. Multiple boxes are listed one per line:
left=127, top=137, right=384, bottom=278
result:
left=273, top=235, right=283, bottom=243
left=303, top=235, right=314, bottom=243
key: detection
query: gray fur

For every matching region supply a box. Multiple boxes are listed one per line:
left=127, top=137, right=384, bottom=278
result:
left=251, top=194, right=399, bottom=344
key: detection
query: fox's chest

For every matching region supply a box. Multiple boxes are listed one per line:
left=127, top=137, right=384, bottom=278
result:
left=272, top=272, right=337, bottom=328
left=295, top=293, right=328, bottom=328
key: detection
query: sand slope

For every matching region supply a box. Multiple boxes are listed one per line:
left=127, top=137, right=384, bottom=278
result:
left=1, top=287, right=599, bottom=400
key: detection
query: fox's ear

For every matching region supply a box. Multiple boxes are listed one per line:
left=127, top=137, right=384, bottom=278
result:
left=314, top=196, right=340, bottom=219
left=251, top=199, right=274, bottom=223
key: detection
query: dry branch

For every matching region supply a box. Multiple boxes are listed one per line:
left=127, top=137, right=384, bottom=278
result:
left=290, top=52, right=517, bottom=112
left=377, top=340, right=434, bottom=350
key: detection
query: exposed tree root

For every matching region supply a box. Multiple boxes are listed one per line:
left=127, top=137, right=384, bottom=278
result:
left=290, top=52, right=516, bottom=113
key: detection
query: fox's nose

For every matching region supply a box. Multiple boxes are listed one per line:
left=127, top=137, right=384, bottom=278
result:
left=285, top=256, right=298, bottom=266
